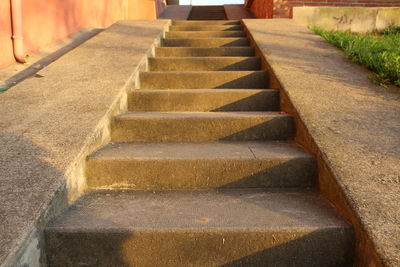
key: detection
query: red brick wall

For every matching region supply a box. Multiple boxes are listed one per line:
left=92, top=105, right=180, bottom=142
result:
left=249, top=0, right=274, bottom=18
left=248, top=0, right=400, bottom=18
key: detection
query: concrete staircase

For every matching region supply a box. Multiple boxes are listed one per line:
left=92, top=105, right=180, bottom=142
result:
left=44, top=20, right=353, bottom=266
left=188, top=6, right=227, bottom=20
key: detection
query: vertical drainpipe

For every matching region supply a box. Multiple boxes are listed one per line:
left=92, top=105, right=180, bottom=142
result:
left=10, top=0, right=26, bottom=63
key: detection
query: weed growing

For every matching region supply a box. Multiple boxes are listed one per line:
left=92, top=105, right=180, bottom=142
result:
left=312, top=26, right=400, bottom=87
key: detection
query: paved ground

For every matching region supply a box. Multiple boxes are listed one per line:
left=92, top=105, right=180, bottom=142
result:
left=224, top=5, right=255, bottom=19
left=0, top=20, right=169, bottom=266
left=0, top=28, right=102, bottom=91
left=244, top=19, right=400, bottom=266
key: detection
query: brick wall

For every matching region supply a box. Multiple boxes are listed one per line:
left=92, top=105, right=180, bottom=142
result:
left=247, top=0, right=400, bottom=18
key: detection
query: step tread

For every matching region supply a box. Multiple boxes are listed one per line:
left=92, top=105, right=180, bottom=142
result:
left=47, top=189, right=350, bottom=231
left=173, top=20, right=240, bottom=25
left=141, top=70, right=266, bottom=74
left=165, top=31, right=247, bottom=38
left=166, top=31, right=245, bottom=33
left=161, top=38, right=250, bottom=47
left=155, top=47, right=255, bottom=57
left=170, top=26, right=243, bottom=31
left=156, top=47, right=254, bottom=50
left=111, top=111, right=292, bottom=141
left=115, top=111, right=288, bottom=120
left=130, top=88, right=277, bottom=93
left=128, top=89, right=279, bottom=112
left=88, top=141, right=311, bottom=160
left=148, top=56, right=260, bottom=71
left=148, top=56, right=258, bottom=60
left=163, top=37, right=249, bottom=41
left=139, top=71, right=269, bottom=89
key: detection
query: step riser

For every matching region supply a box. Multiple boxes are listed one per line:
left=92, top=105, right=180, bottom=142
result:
left=139, top=72, right=269, bottom=89
left=166, top=31, right=247, bottom=38
left=162, top=38, right=249, bottom=47
left=148, top=57, right=260, bottom=71
left=45, top=229, right=351, bottom=267
left=173, top=20, right=240, bottom=25
left=170, top=25, right=243, bottom=31
left=111, top=115, right=294, bottom=142
left=128, top=90, right=279, bottom=112
left=155, top=47, right=255, bottom=57
left=86, top=157, right=315, bottom=189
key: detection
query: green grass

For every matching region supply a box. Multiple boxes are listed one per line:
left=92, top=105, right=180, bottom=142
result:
left=312, top=26, right=400, bottom=87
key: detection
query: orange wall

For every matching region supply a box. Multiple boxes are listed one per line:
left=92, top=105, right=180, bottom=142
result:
left=129, top=0, right=156, bottom=20
left=0, top=0, right=15, bottom=68
left=1, top=0, right=166, bottom=68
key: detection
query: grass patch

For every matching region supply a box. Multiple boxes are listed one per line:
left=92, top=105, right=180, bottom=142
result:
left=312, top=26, right=400, bottom=87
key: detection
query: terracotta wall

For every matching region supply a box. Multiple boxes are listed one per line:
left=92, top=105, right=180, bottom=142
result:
left=0, top=0, right=16, bottom=68
left=1, top=0, right=165, bottom=68
left=247, top=0, right=400, bottom=18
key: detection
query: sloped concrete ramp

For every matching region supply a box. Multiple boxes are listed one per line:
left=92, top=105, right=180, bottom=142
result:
left=243, top=19, right=400, bottom=266
left=0, top=20, right=169, bottom=266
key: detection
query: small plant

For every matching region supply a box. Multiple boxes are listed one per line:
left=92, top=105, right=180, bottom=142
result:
left=381, top=25, right=400, bottom=36
left=312, top=26, right=400, bottom=87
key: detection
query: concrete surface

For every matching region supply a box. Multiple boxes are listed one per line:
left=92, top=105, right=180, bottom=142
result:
left=293, top=7, right=400, bottom=33
left=158, top=5, right=192, bottom=20
left=45, top=189, right=352, bottom=266
left=86, top=142, right=315, bottom=189
left=166, top=30, right=246, bottom=38
left=243, top=19, right=400, bottom=266
left=155, top=47, right=255, bottom=57
left=170, top=25, right=243, bottom=31
left=162, top=37, right=250, bottom=47
left=0, top=20, right=169, bottom=266
left=110, top=112, right=294, bottom=142
left=173, top=20, right=241, bottom=25
left=148, top=57, right=260, bottom=71
left=188, top=6, right=227, bottom=20
left=0, top=28, right=102, bottom=90
left=224, top=4, right=255, bottom=20
left=128, top=89, right=279, bottom=111
left=139, top=71, right=268, bottom=89
left=43, top=18, right=353, bottom=265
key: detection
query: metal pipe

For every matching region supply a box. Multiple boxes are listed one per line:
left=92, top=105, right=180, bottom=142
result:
left=10, top=0, right=26, bottom=63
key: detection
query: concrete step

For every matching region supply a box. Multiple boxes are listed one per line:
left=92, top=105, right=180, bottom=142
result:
left=110, top=112, right=294, bottom=142
left=155, top=47, right=255, bottom=57
left=170, top=25, right=243, bottom=31
left=148, top=57, right=260, bottom=71
left=86, top=142, right=315, bottom=189
left=188, top=6, right=227, bottom=20
left=128, top=89, right=279, bottom=112
left=139, top=71, right=268, bottom=89
left=166, top=31, right=247, bottom=38
left=172, top=20, right=241, bottom=25
left=162, top=38, right=249, bottom=47
left=45, top=189, right=353, bottom=266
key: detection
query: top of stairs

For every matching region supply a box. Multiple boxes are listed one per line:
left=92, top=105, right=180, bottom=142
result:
left=188, top=6, right=227, bottom=20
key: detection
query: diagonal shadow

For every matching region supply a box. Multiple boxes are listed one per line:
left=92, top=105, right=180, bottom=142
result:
left=2, top=29, right=102, bottom=90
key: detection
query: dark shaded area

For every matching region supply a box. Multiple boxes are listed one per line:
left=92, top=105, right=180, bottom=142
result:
left=188, top=6, right=227, bottom=20
left=44, top=190, right=352, bottom=266
left=155, top=47, right=255, bottom=57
